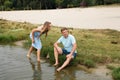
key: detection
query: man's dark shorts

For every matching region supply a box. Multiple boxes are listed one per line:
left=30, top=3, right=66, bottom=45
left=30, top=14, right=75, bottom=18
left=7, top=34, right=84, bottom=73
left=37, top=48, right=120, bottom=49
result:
left=62, top=48, right=77, bottom=58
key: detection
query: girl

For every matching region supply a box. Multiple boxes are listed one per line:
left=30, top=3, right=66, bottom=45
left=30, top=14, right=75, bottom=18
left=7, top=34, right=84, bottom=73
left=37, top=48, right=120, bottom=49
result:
left=27, top=21, right=51, bottom=62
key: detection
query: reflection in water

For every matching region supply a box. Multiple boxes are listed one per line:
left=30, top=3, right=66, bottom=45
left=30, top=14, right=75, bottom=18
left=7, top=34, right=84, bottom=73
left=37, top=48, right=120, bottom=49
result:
left=55, top=67, right=76, bottom=80
left=28, top=58, right=42, bottom=80
left=0, top=45, right=112, bottom=80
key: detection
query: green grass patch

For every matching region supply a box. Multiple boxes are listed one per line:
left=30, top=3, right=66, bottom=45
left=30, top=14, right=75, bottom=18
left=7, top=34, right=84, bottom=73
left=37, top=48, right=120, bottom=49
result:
left=0, top=19, right=120, bottom=68
left=0, top=19, right=37, bottom=43
left=112, top=67, right=120, bottom=80
left=107, top=63, right=120, bottom=70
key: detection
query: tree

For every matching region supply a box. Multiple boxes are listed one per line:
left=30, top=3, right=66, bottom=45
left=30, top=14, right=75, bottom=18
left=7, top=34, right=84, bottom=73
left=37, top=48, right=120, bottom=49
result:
left=0, top=0, right=4, bottom=10
left=55, top=0, right=64, bottom=8
left=4, top=0, right=12, bottom=10
left=0, top=0, right=120, bottom=11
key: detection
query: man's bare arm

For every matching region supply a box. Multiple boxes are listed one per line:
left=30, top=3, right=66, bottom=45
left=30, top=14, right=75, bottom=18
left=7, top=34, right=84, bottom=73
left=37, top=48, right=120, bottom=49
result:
left=70, top=43, right=77, bottom=55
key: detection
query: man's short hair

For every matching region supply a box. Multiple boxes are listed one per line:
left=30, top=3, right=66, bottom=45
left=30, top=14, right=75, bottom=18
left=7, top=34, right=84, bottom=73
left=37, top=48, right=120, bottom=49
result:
left=61, top=27, right=68, bottom=32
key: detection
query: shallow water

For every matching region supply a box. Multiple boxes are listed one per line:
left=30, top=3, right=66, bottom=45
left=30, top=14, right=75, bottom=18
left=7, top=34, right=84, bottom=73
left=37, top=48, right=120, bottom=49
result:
left=0, top=45, right=113, bottom=80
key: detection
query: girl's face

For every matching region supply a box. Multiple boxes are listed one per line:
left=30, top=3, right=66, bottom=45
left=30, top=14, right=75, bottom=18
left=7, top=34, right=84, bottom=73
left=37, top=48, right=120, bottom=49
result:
left=48, top=24, right=52, bottom=29
left=48, top=23, right=52, bottom=30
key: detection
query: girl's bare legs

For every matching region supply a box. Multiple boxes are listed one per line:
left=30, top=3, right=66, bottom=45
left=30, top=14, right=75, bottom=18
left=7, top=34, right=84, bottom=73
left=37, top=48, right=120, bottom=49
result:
left=57, top=57, right=72, bottom=72
left=37, top=49, right=41, bottom=62
left=27, top=46, right=34, bottom=58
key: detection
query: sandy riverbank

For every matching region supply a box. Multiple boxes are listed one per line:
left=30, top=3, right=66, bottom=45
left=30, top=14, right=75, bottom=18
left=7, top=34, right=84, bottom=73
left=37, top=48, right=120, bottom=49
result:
left=0, top=6, right=120, bottom=31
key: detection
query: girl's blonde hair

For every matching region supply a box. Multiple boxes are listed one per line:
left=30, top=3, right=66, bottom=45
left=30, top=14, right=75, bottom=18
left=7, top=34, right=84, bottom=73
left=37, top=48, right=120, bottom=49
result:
left=41, top=21, right=51, bottom=37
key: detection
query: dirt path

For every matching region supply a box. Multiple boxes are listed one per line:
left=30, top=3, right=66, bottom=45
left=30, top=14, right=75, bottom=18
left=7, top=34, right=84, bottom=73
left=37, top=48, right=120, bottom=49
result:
left=14, top=40, right=27, bottom=47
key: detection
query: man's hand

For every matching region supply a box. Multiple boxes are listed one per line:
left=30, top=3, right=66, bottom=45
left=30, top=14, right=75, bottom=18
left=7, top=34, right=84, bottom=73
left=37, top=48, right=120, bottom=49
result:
left=66, top=54, right=73, bottom=58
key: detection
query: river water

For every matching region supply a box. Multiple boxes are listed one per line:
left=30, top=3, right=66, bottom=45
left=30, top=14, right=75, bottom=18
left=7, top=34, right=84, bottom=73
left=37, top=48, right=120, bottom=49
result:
left=0, top=45, right=113, bottom=80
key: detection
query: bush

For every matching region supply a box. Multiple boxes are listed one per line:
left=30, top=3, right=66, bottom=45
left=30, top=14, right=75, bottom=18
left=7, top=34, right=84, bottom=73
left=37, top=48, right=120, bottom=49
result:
left=107, top=65, right=116, bottom=70
left=0, top=34, right=17, bottom=43
left=112, top=67, right=120, bottom=80
left=41, top=46, right=53, bottom=58
left=84, top=59, right=96, bottom=68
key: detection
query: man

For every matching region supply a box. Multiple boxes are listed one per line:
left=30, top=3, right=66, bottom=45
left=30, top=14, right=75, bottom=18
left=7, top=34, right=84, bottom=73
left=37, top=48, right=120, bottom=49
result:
left=54, top=27, right=77, bottom=72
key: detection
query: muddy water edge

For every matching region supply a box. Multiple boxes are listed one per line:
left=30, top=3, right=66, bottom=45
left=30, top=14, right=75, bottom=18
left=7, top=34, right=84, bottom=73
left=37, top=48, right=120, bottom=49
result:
left=0, top=42, right=113, bottom=80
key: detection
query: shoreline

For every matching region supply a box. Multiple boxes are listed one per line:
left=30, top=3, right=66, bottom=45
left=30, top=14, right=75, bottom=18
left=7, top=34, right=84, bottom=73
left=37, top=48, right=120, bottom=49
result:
left=14, top=40, right=112, bottom=79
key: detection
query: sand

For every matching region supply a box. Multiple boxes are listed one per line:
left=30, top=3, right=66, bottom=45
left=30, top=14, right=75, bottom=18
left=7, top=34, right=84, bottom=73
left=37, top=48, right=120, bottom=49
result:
left=0, top=7, right=120, bottom=31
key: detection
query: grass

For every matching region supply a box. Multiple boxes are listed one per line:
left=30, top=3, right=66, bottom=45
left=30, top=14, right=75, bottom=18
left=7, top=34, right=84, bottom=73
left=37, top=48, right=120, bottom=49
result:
left=0, top=19, right=37, bottom=43
left=0, top=19, right=120, bottom=68
left=112, top=67, right=120, bottom=80
left=107, top=63, right=120, bottom=70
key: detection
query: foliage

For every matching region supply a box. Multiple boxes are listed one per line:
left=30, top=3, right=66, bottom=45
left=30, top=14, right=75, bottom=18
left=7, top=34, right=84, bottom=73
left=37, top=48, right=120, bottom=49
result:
left=0, top=31, right=27, bottom=43
left=107, top=63, right=120, bottom=70
left=112, top=67, right=120, bottom=80
left=0, top=0, right=120, bottom=10
left=83, top=59, right=96, bottom=68
left=0, top=19, right=36, bottom=43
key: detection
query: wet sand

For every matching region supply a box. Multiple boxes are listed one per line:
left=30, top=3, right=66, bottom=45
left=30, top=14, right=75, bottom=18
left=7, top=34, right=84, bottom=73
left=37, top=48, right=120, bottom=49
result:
left=0, top=7, right=120, bottom=31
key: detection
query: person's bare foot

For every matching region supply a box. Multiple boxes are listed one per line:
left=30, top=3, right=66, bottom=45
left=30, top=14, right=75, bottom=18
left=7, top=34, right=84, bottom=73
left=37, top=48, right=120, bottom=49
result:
left=57, top=67, right=62, bottom=72
left=27, top=54, right=30, bottom=58
left=54, top=63, right=59, bottom=66
left=37, top=59, right=40, bottom=62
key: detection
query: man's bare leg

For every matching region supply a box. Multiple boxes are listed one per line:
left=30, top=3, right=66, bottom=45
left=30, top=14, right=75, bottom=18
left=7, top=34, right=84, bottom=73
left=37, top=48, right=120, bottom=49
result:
left=54, top=47, right=59, bottom=66
left=57, top=57, right=72, bottom=72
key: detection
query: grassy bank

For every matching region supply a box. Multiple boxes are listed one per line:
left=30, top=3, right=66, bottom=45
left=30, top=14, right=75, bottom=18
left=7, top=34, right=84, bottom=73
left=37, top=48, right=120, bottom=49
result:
left=0, top=19, right=37, bottom=43
left=0, top=19, right=120, bottom=79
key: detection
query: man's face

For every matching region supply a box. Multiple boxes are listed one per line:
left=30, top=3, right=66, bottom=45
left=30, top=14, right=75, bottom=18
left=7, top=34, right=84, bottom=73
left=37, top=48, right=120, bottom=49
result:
left=61, top=30, right=69, bottom=38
